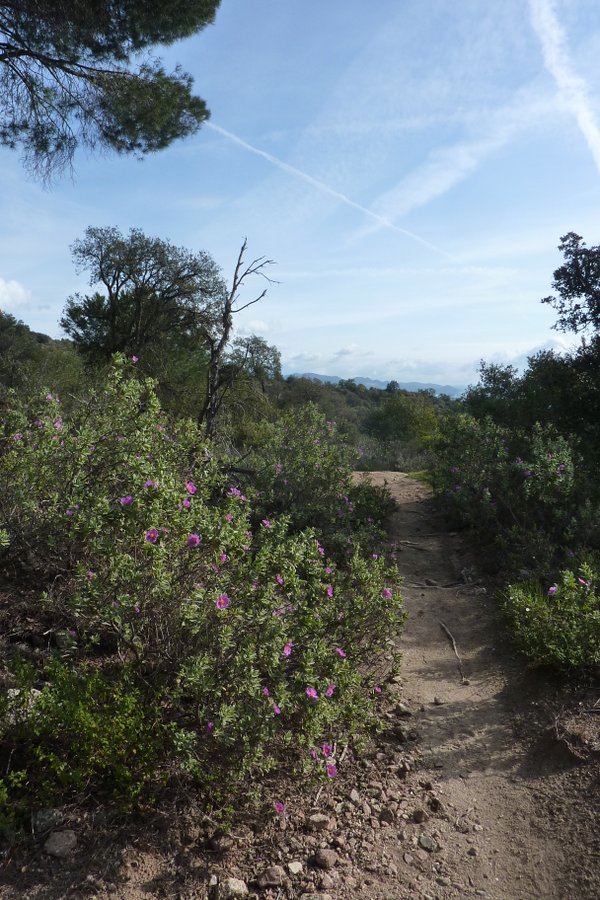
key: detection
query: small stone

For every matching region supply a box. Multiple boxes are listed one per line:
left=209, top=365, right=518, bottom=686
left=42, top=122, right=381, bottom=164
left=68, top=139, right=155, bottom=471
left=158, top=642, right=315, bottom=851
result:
left=288, top=861, right=303, bottom=876
left=379, top=806, right=395, bottom=825
left=319, top=873, right=335, bottom=890
left=395, top=702, right=412, bottom=717
left=473, top=823, right=484, bottom=832
left=349, top=789, right=361, bottom=805
left=403, top=852, right=414, bottom=865
left=311, top=849, right=338, bottom=871
left=418, top=834, right=438, bottom=853
left=413, top=809, right=429, bottom=824
left=43, top=830, right=77, bottom=858
left=308, top=813, right=331, bottom=832
left=429, top=797, right=444, bottom=813
left=468, top=847, right=478, bottom=857
left=33, top=808, right=64, bottom=833
left=220, top=877, right=249, bottom=898
left=433, top=696, right=444, bottom=706
left=300, top=893, right=333, bottom=900
left=256, top=865, right=286, bottom=888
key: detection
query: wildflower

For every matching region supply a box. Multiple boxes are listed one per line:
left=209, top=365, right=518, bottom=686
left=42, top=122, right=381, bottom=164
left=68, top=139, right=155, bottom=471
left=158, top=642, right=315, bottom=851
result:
left=326, top=584, right=334, bottom=598
left=186, top=480, right=197, bottom=495
left=334, top=647, right=347, bottom=658
left=54, top=417, right=62, bottom=430
left=326, top=763, right=337, bottom=778
left=46, top=393, right=53, bottom=401
left=145, top=528, right=159, bottom=544
left=225, top=513, right=233, bottom=522
left=317, top=543, right=325, bottom=557
left=13, top=432, right=22, bottom=441
left=262, top=686, right=270, bottom=697
left=85, top=570, right=95, bottom=581
left=322, top=742, right=333, bottom=757
left=181, top=498, right=191, bottom=509
left=283, top=642, right=293, bottom=657
left=262, top=518, right=272, bottom=528
left=325, top=683, right=336, bottom=698
left=276, top=574, right=284, bottom=585
left=134, top=605, right=140, bottom=614
left=144, top=479, right=158, bottom=489
left=274, top=801, right=285, bottom=814
left=131, top=355, right=139, bottom=363
left=216, top=593, right=230, bottom=609
left=374, top=685, right=382, bottom=695
left=206, top=721, right=214, bottom=734
left=275, top=463, right=283, bottom=474
left=273, top=703, right=281, bottom=715
left=310, top=749, right=318, bottom=760
left=382, top=588, right=393, bottom=600
left=306, top=687, right=319, bottom=700
left=325, top=566, right=333, bottom=575
left=548, top=585, right=557, bottom=595
left=120, top=495, right=133, bottom=506
left=187, top=533, right=201, bottom=547
left=578, top=577, right=592, bottom=588
left=65, top=508, right=75, bottom=517
left=372, top=554, right=379, bottom=560
left=220, top=553, right=228, bottom=563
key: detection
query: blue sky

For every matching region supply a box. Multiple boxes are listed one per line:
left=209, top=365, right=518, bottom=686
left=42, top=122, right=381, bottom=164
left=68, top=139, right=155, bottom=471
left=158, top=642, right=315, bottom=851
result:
left=2, top=0, right=600, bottom=386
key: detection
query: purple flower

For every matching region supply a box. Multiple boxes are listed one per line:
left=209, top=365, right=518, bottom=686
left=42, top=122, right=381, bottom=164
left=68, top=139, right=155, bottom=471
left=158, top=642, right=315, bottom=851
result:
left=276, top=574, right=284, bottom=585
left=310, top=749, right=318, bottom=760
left=12, top=432, right=22, bottom=441
left=274, top=801, right=285, bottom=814
left=145, top=528, right=159, bottom=544
left=53, top=418, right=62, bottom=430
left=326, top=584, right=334, bottom=598
left=85, top=570, right=95, bottom=581
left=273, top=703, right=281, bottom=715
left=225, top=513, right=233, bottom=522
left=206, top=721, right=214, bottom=734
left=131, top=355, right=139, bottom=363
left=220, top=553, right=228, bottom=563
left=374, top=685, right=382, bottom=695
left=548, top=585, right=557, bottom=595
left=181, top=498, right=192, bottom=509
left=144, top=479, right=158, bottom=489
left=262, top=686, right=270, bottom=697
left=134, top=605, right=140, bottom=614
left=382, top=588, right=393, bottom=600
left=325, top=683, right=336, bottom=698
left=306, top=687, right=318, bottom=700
left=186, top=480, right=197, bottom=495
left=187, top=533, right=201, bottom=547
left=283, top=642, right=293, bottom=657
left=46, top=393, right=53, bottom=401
left=326, top=763, right=337, bottom=778
left=578, top=577, right=592, bottom=588
left=334, top=647, right=346, bottom=658
left=262, top=518, right=271, bottom=528
left=322, top=742, right=332, bottom=757
left=120, top=495, right=133, bottom=506
left=216, top=593, right=230, bottom=609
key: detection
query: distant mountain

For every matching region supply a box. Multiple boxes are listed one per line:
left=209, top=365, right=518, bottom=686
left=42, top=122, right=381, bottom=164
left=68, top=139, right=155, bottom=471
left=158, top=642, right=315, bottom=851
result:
left=292, top=372, right=465, bottom=398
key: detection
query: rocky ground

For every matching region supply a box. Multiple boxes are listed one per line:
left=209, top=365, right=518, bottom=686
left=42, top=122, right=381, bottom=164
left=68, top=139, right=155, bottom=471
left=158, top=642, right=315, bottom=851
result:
left=2, top=472, right=600, bottom=899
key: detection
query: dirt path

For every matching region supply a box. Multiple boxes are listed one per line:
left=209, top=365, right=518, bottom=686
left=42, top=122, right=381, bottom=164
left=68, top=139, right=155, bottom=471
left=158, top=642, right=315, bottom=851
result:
left=3, top=473, right=600, bottom=899
left=364, top=471, right=600, bottom=900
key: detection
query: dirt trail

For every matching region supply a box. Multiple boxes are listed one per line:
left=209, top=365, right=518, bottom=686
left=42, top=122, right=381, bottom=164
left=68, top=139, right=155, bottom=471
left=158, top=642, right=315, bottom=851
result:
left=366, top=471, right=600, bottom=900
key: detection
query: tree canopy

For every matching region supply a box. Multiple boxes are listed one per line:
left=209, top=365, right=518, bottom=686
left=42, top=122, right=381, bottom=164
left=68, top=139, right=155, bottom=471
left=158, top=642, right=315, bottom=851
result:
left=0, top=0, right=221, bottom=179
left=60, top=226, right=226, bottom=361
left=542, top=232, right=600, bottom=333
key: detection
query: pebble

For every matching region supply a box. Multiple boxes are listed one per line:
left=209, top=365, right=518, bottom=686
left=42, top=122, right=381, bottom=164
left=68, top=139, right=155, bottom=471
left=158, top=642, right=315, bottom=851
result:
left=349, top=789, right=361, bottom=805
left=220, top=877, right=248, bottom=898
left=418, top=834, right=438, bottom=853
left=379, top=806, right=395, bottom=825
left=308, top=814, right=331, bottom=832
left=288, top=861, right=303, bottom=876
left=43, top=830, right=77, bottom=858
left=256, top=865, right=286, bottom=888
left=413, top=808, right=429, bottom=824
left=311, top=849, right=338, bottom=871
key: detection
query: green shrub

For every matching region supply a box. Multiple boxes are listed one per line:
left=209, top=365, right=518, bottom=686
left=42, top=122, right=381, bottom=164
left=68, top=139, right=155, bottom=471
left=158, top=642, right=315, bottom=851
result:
left=505, top=562, right=600, bottom=667
left=0, top=360, right=404, bottom=818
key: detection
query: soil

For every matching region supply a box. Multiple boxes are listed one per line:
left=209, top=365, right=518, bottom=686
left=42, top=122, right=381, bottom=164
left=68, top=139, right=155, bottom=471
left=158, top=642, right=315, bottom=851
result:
left=2, top=472, right=600, bottom=899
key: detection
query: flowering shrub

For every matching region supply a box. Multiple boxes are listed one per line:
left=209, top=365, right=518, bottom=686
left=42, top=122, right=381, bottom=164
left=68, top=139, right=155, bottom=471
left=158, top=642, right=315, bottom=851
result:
left=505, top=562, right=600, bottom=667
left=0, top=360, right=404, bottom=819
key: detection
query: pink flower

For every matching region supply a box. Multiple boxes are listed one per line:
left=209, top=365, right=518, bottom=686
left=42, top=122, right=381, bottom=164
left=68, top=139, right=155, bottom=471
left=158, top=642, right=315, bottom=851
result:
left=262, top=686, right=270, bottom=697
left=85, top=570, right=95, bottom=581
left=186, top=480, right=197, bottom=495
left=144, top=479, right=157, bottom=489
left=216, top=593, right=230, bottom=609
left=283, top=642, right=293, bottom=657
left=548, top=585, right=557, bottom=595
left=274, top=801, right=285, bottom=814
left=46, top=393, right=53, bottom=401
left=306, top=687, right=318, bottom=700
left=225, top=513, right=233, bottom=522
left=334, top=647, right=346, bottom=658
left=182, top=498, right=191, bottom=509
left=374, top=685, right=382, bottom=695
left=325, top=566, right=332, bottom=575
left=322, top=742, right=332, bottom=757
left=120, top=495, right=133, bottom=506
left=220, top=553, right=228, bottom=563
left=326, top=584, right=334, bottom=598
left=326, top=763, right=337, bottom=778
left=187, top=533, right=201, bottom=547
left=273, top=703, right=281, bottom=715
left=382, top=588, right=393, bottom=600
left=325, top=683, right=336, bottom=698
left=145, top=528, right=159, bottom=544
left=131, top=355, right=139, bottom=363
left=262, top=518, right=271, bottom=528
left=276, top=574, right=284, bottom=585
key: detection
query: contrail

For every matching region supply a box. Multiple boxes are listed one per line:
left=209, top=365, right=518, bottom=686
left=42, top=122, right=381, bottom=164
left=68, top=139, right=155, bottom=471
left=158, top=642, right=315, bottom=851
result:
left=530, top=0, right=600, bottom=173
left=206, top=122, right=456, bottom=261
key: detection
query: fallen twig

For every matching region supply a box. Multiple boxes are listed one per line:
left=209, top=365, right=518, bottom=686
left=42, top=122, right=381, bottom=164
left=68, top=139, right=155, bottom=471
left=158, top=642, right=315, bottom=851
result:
left=439, top=620, right=468, bottom=684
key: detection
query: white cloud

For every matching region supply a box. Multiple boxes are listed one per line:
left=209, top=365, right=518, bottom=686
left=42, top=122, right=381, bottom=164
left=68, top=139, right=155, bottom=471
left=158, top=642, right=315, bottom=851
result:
left=529, top=0, right=600, bottom=173
left=0, top=277, right=31, bottom=310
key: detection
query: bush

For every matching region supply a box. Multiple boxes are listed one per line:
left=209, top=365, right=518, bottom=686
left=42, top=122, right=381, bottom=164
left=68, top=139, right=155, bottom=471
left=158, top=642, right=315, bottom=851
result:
left=0, top=361, right=404, bottom=819
left=505, top=562, right=600, bottom=667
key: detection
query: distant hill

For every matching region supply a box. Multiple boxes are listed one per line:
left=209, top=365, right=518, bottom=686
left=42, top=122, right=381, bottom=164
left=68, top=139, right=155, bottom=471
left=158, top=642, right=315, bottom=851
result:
left=292, top=372, right=465, bottom=398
